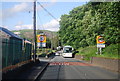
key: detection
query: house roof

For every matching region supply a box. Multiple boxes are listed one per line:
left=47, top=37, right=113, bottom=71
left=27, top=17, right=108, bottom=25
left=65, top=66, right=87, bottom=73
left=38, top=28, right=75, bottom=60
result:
left=0, top=27, right=22, bottom=40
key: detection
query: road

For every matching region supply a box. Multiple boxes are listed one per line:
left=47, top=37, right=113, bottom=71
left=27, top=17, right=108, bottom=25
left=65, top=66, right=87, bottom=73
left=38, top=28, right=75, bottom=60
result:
left=37, top=55, right=119, bottom=80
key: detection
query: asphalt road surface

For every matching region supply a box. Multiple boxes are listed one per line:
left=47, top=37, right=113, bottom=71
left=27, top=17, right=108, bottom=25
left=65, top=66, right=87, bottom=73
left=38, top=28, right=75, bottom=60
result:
left=38, top=55, right=119, bottom=80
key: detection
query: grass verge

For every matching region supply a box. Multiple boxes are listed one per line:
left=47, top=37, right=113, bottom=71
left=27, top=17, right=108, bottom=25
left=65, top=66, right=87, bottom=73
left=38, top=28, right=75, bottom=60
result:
left=76, top=44, right=119, bottom=61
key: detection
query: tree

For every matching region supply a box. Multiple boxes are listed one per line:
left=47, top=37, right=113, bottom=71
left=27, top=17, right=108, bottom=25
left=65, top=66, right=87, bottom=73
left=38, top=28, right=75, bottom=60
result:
left=59, top=2, right=119, bottom=49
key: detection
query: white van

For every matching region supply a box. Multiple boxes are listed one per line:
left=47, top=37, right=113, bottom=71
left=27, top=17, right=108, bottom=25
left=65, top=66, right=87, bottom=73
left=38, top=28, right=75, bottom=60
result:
left=62, top=45, right=73, bottom=57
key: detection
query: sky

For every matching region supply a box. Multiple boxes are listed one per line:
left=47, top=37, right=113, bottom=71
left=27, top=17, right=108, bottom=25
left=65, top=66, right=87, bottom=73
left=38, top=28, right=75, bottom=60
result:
left=0, top=1, right=87, bottom=31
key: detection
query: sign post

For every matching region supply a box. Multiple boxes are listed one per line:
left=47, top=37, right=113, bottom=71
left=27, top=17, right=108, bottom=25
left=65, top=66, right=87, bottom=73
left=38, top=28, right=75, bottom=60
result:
left=96, top=36, right=105, bottom=55
left=37, top=34, right=47, bottom=58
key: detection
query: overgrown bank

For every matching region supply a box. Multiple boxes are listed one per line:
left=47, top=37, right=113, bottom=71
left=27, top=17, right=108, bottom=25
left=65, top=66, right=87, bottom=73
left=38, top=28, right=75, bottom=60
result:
left=76, top=44, right=119, bottom=60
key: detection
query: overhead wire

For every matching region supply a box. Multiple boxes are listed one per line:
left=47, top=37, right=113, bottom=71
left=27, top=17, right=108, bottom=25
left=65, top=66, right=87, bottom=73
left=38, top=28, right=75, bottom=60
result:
left=37, top=11, right=45, bottom=31
left=37, top=2, right=60, bottom=48
left=37, top=2, right=59, bottom=22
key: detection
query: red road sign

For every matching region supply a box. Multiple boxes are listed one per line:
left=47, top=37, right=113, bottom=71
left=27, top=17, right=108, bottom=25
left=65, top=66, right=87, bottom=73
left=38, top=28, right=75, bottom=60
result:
left=37, top=35, right=46, bottom=43
left=96, top=36, right=105, bottom=44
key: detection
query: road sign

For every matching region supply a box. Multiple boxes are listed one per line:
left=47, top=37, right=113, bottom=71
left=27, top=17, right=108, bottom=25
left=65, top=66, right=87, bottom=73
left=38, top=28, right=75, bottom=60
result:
left=37, top=35, right=46, bottom=43
left=97, top=44, right=105, bottom=48
left=96, top=36, right=105, bottom=55
left=37, top=42, right=46, bottom=47
left=39, top=36, right=44, bottom=42
left=96, top=36, right=105, bottom=44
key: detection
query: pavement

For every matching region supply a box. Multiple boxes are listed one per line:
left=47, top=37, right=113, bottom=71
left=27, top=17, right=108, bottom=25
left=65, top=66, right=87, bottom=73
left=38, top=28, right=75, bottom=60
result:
left=2, top=59, right=49, bottom=81
left=16, top=61, right=48, bottom=80
left=2, top=54, right=55, bottom=80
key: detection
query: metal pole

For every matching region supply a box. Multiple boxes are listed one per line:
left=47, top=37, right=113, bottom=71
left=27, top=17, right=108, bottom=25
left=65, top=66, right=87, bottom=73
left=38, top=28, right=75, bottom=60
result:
left=33, top=0, right=37, bottom=62
left=100, top=47, right=102, bottom=55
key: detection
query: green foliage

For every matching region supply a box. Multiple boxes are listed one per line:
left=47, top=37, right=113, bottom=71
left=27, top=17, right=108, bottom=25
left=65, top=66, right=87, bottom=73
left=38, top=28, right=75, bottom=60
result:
left=46, top=37, right=51, bottom=48
left=59, top=2, right=120, bottom=49
left=77, top=46, right=97, bottom=60
left=77, top=44, right=119, bottom=60
left=97, top=44, right=119, bottom=59
left=36, top=48, right=52, bottom=55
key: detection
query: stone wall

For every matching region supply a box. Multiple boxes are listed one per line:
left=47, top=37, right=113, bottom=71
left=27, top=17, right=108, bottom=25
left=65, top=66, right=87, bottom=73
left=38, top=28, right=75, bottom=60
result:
left=91, top=57, right=119, bottom=72
left=75, top=55, right=120, bottom=72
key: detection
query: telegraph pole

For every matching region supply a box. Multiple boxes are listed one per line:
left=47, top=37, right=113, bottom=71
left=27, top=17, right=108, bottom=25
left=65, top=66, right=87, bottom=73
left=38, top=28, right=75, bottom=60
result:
left=33, top=0, right=37, bottom=62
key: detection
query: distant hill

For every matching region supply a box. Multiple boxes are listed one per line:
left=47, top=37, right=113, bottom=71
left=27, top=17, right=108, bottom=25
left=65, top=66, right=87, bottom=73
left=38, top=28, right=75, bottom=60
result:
left=12, top=29, right=57, bottom=42
left=12, top=29, right=59, bottom=48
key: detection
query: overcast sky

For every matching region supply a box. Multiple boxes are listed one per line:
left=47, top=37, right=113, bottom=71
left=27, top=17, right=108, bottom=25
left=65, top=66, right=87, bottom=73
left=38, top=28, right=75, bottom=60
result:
left=1, top=1, right=87, bottom=31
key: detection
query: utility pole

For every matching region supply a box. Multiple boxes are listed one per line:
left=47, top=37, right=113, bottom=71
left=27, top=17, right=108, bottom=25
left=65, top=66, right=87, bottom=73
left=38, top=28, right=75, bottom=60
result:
left=33, top=0, right=37, bottom=62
